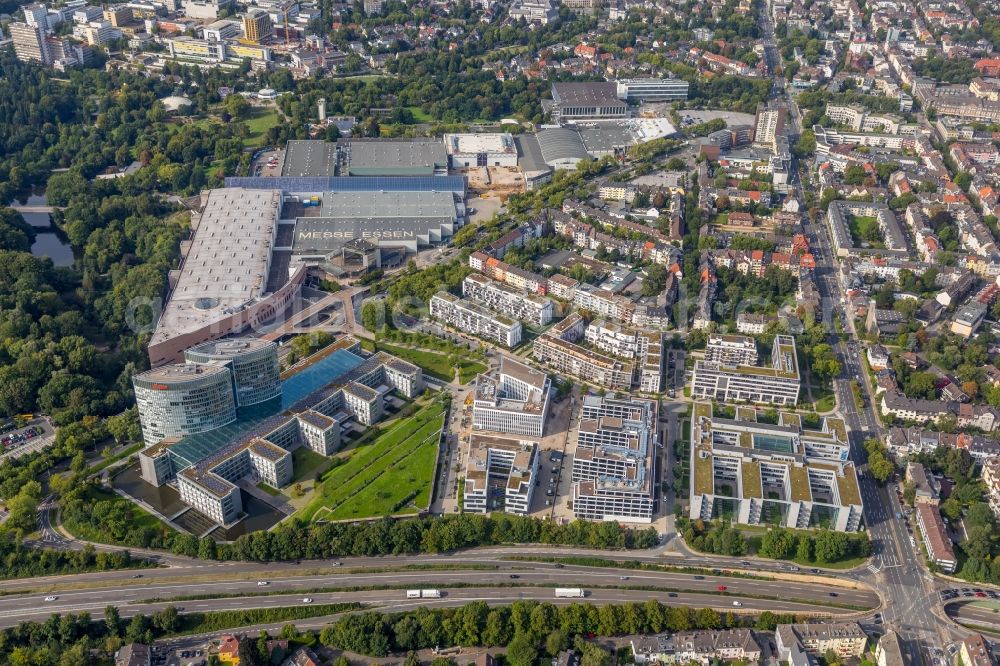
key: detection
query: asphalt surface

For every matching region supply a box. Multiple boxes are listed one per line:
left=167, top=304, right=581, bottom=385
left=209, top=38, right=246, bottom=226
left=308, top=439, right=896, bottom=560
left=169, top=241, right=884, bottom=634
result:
left=0, top=556, right=878, bottom=627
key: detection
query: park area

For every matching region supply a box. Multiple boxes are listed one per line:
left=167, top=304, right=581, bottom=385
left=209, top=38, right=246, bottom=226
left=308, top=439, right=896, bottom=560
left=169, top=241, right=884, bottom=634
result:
left=297, top=398, right=447, bottom=523
left=369, top=341, right=487, bottom=384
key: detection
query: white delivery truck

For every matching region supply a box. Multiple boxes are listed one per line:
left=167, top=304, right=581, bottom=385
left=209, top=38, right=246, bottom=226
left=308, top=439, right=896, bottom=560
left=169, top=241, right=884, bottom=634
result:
left=406, top=590, right=421, bottom=598
left=406, top=589, right=444, bottom=598
left=554, top=588, right=585, bottom=598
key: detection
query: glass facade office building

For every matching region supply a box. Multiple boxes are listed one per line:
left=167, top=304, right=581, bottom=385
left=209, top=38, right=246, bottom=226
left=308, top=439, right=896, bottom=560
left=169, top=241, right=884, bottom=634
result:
left=184, top=339, right=281, bottom=407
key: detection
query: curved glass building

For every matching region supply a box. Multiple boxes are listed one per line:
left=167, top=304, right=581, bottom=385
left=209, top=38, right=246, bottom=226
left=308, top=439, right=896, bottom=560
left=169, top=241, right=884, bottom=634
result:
left=185, top=339, right=280, bottom=407
left=133, top=364, right=237, bottom=446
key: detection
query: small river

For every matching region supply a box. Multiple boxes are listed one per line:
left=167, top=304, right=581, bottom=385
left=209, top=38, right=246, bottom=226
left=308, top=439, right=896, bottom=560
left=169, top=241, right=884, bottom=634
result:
left=8, top=189, right=74, bottom=266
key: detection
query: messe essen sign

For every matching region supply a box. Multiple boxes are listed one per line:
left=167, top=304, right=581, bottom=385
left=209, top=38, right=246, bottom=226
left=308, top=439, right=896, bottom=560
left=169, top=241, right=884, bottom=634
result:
left=297, top=230, right=416, bottom=240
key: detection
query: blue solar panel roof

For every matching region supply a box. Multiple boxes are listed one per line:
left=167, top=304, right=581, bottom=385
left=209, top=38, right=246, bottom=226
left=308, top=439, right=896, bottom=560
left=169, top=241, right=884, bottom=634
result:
left=224, top=175, right=467, bottom=195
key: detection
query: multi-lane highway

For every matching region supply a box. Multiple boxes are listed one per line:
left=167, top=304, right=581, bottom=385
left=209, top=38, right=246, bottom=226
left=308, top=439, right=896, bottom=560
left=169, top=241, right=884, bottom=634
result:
left=0, top=552, right=879, bottom=628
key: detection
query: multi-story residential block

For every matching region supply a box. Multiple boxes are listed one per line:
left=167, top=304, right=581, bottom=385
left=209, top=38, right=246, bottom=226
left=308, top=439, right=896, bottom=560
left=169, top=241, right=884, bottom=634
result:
left=915, top=502, right=957, bottom=572
left=631, top=629, right=761, bottom=665
left=691, top=335, right=800, bottom=406
left=775, top=623, right=867, bottom=663
left=469, top=251, right=548, bottom=295
left=689, top=402, right=862, bottom=532
left=960, top=633, right=995, bottom=666
left=571, top=395, right=658, bottom=523
left=875, top=631, right=905, bottom=666
left=533, top=314, right=633, bottom=391
left=463, top=435, right=538, bottom=515
left=473, top=357, right=550, bottom=438
left=983, top=458, right=1000, bottom=519
left=429, top=291, right=522, bottom=348
left=735, top=312, right=776, bottom=334
left=704, top=333, right=760, bottom=366
left=753, top=106, right=787, bottom=148
left=9, top=22, right=52, bottom=65
left=462, top=274, right=553, bottom=326
left=573, top=284, right=635, bottom=322
left=583, top=320, right=664, bottom=393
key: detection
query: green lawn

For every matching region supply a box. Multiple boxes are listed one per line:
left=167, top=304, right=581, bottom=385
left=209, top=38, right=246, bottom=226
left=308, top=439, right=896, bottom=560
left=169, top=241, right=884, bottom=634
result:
left=257, top=482, right=281, bottom=496
left=374, top=342, right=486, bottom=384
left=292, top=446, right=331, bottom=483
left=244, top=107, right=281, bottom=148
left=298, top=400, right=445, bottom=522
left=847, top=214, right=885, bottom=248
left=406, top=106, right=434, bottom=122
left=814, top=393, right=837, bottom=413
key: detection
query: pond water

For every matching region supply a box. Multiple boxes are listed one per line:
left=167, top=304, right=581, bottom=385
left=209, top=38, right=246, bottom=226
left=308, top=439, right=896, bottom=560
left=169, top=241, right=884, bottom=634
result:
left=7, top=190, right=75, bottom=266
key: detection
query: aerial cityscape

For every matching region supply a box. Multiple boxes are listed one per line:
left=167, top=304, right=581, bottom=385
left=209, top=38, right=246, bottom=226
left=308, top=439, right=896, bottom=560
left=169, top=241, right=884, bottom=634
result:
left=4, top=0, right=1000, bottom=662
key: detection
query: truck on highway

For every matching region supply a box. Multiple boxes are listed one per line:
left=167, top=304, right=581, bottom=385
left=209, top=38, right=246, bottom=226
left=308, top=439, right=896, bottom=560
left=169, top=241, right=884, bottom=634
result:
left=554, top=588, right=585, bottom=598
left=407, top=590, right=443, bottom=598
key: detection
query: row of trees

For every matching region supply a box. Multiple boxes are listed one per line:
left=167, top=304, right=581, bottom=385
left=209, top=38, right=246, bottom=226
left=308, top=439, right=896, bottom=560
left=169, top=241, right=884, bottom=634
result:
left=320, top=601, right=800, bottom=658
left=680, top=518, right=872, bottom=565
left=55, top=501, right=660, bottom=561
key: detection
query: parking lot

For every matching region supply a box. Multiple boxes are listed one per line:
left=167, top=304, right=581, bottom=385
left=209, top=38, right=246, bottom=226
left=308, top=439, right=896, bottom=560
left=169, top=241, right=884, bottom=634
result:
left=151, top=644, right=208, bottom=666
left=251, top=148, right=284, bottom=177
left=0, top=418, right=54, bottom=462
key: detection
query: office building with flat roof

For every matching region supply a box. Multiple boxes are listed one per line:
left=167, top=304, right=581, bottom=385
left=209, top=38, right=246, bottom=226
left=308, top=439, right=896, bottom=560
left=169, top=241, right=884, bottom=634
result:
left=615, top=78, right=690, bottom=102
left=473, top=357, right=550, bottom=438
left=571, top=395, right=658, bottom=523
left=137, top=337, right=423, bottom=526
left=242, top=7, right=272, bottom=42
left=147, top=188, right=304, bottom=366
left=551, top=82, right=629, bottom=121
left=430, top=291, right=522, bottom=348
left=463, top=434, right=538, bottom=514
left=691, top=335, right=801, bottom=406
left=689, top=402, right=863, bottom=532
left=462, top=274, right=554, bottom=326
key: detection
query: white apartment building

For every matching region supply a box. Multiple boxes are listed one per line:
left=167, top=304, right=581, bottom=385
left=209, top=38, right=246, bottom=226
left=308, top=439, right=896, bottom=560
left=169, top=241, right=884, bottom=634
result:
left=584, top=320, right=664, bottom=393
left=533, top=314, right=634, bottom=391
left=462, top=273, right=554, bottom=326
left=983, top=458, right=1000, bottom=519
left=736, top=312, right=776, bottom=334
left=704, top=333, right=760, bottom=366
left=430, top=291, right=522, bottom=348
left=571, top=395, right=658, bottom=523
left=463, top=435, right=538, bottom=514
left=689, top=402, right=863, bottom=532
left=573, top=284, right=634, bottom=322
left=473, top=357, right=550, bottom=438
left=692, top=335, right=800, bottom=406
left=775, top=624, right=868, bottom=663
